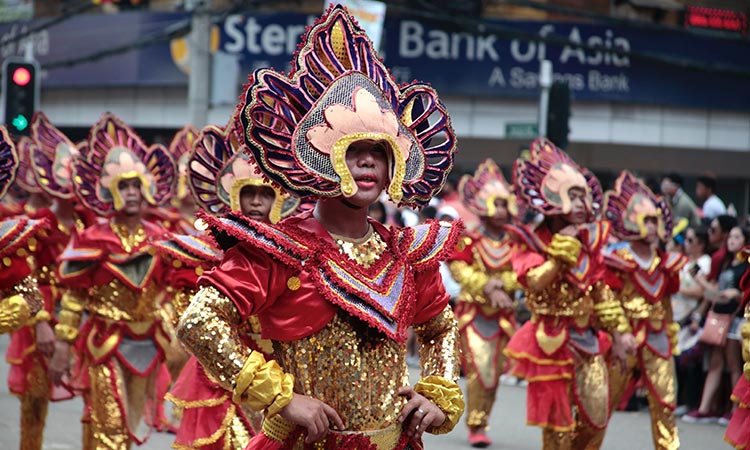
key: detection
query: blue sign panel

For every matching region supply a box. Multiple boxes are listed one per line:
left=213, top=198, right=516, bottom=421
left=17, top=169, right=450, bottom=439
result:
left=0, top=12, right=188, bottom=87
left=1, top=11, right=749, bottom=111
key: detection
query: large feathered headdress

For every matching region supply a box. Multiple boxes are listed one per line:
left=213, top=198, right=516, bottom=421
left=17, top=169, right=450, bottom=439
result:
left=513, top=138, right=601, bottom=218
left=189, top=111, right=297, bottom=224
left=72, top=113, right=176, bottom=216
left=30, top=112, right=82, bottom=200
left=604, top=170, right=672, bottom=241
left=237, top=5, right=456, bottom=208
left=14, top=136, right=43, bottom=194
left=0, top=126, right=19, bottom=201
left=169, top=125, right=199, bottom=202
left=459, top=159, right=516, bottom=218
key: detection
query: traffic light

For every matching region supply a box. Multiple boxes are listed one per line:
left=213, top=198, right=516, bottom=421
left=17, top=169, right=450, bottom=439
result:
left=546, top=82, right=570, bottom=149
left=3, top=59, right=38, bottom=137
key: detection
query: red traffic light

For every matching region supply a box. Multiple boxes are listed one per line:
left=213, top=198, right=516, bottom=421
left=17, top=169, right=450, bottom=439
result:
left=12, top=67, right=31, bottom=86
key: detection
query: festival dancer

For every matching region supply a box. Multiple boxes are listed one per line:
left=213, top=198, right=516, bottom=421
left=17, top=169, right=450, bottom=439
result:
left=601, top=171, right=685, bottom=450
left=0, top=126, right=47, bottom=336
left=7, top=112, right=97, bottom=450
left=49, top=113, right=177, bottom=450
left=164, top=113, right=300, bottom=449
left=504, top=138, right=634, bottom=450
left=177, top=6, right=464, bottom=449
left=724, top=246, right=750, bottom=449
left=448, top=159, right=519, bottom=448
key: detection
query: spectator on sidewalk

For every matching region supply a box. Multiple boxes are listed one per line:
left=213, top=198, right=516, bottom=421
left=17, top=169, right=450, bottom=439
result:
left=661, top=173, right=700, bottom=227
left=696, top=175, right=726, bottom=221
left=708, top=215, right=739, bottom=281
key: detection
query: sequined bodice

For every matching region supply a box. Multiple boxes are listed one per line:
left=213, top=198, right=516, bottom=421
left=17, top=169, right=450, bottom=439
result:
left=87, top=279, right=164, bottom=321
left=272, top=312, right=409, bottom=431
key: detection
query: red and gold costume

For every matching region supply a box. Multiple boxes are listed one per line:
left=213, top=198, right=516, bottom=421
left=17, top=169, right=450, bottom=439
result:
left=601, top=171, right=684, bottom=450
left=177, top=7, right=464, bottom=449
left=725, top=248, right=750, bottom=449
left=448, top=159, right=519, bottom=439
left=165, top=114, right=300, bottom=450
left=504, top=139, right=628, bottom=450
left=6, top=114, right=96, bottom=450
left=54, top=113, right=177, bottom=449
left=0, top=126, right=47, bottom=336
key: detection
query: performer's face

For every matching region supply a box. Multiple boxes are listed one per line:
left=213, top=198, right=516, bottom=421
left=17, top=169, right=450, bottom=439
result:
left=561, top=187, right=587, bottom=225
left=239, top=185, right=275, bottom=222
left=642, top=216, right=659, bottom=244
left=484, top=197, right=509, bottom=228
left=117, top=177, right=143, bottom=216
left=345, top=140, right=389, bottom=208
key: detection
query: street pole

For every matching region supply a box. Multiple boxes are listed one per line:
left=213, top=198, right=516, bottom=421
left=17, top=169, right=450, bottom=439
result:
left=187, top=0, right=211, bottom=127
left=538, top=59, right=552, bottom=138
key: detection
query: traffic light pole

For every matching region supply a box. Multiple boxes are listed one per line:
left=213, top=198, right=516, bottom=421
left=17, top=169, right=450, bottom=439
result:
left=538, top=60, right=552, bottom=139
left=187, top=0, right=211, bottom=127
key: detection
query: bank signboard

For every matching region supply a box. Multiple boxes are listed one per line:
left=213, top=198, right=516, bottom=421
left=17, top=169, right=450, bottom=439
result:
left=1, top=11, right=748, bottom=111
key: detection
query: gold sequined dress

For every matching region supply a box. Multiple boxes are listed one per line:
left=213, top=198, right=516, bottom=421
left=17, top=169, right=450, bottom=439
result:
left=603, top=244, right=686, bottom=450
left=55, top=219, right=174, bottom=449
left=448, top=231, right=519, bottom=431
left=178, top=212, right=465, bottom=450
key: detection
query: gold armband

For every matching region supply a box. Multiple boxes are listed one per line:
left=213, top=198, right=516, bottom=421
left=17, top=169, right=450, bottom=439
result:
left=232, top=351, right=295, bottom=419
left=594, top=300, right=631, bottom=334
left=547, top=234, right=582, bottom=266
left=414, top=376, right=465, bottom=435
left=60, top=291, right=86, bottom=313
left=525, top=259, right=562, bottom=292
left=448, top=260, right=490, bottom=302
left=54, top=323, right=79, bottom=342
left=0, top=295, right=31, bottom=334
left=498, top=270, right=521, bottom=293
left=33, top=310, right=51, bottom=323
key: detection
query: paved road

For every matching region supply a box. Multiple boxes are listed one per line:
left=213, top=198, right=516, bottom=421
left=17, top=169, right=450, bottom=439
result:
left=0, top=334, right=727, bottom=449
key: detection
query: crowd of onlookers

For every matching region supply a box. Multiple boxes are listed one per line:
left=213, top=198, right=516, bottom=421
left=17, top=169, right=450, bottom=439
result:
left=372, top=165, right=744, bottom=426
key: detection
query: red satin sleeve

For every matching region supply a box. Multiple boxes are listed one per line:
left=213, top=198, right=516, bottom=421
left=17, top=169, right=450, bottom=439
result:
left=604, top=268, right=623, bottom=291
left=412, top=267, right=451, bottom=325
left=511, top=247, right=546, bottom=288
left=198, top=242, right=290, bottom=321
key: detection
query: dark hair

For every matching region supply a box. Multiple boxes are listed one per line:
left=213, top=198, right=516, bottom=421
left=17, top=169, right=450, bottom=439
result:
left=721, top=225, right=750, bottom=271
left=696, top=175, right=716, bottom=192
left=715, top=214, right=738, bottom=234
left=687, top=225, right=709, bottom=252
left=664, top=173, right=683, bottom=186
left=420, top=206, right=437, bottom=220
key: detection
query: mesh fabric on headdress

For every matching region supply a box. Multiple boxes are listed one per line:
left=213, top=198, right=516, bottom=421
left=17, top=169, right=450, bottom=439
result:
left=238, top=5, right=456, bottom=208
left=459, top=158, right=516, bottom=218
left=604, top=170, right=672, bottom=241
left=72, top=113, right=176, bottom=216
left=513, top=138, right=601, bottom=217
left=189, top=113, right=297, bottom=223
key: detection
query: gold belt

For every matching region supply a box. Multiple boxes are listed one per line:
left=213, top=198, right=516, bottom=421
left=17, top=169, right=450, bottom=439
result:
left=262, top=415, right=403, bottom=450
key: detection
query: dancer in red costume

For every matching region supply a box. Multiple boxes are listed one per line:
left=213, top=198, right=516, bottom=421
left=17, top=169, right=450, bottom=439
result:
left=7, top=112, right=95, bottom=450
left=448, top=159, right=519, bottom=448
left=725, top=247, right=750, bottom=449
left=49, top=113, right=177, bottom=450
left=165, top=112, right=300, bottom=450
left=601, top=171, right=685, bottom=450
left=177, top=6, right=464, bottom=449
left=504, top=138, right=635, bottom=450
left=0, top=125, right=47, bottom=336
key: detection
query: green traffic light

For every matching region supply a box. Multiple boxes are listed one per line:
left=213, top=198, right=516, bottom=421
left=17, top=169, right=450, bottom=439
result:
left=11, top=114, right=28, bottom=131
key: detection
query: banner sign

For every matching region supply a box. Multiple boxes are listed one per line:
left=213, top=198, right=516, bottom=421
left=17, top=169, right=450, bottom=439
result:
left=1, top=11, right=748, bottom=110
